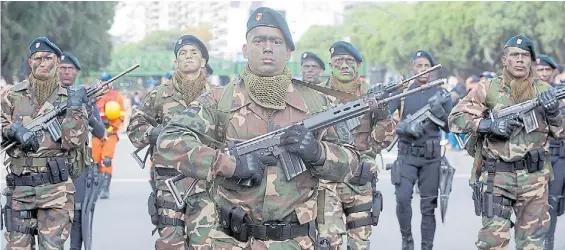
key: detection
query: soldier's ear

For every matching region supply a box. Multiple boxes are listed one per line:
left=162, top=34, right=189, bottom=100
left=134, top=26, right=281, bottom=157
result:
left=286, top=48, right=291, bottom=61
left=173, top=60, right=178, bottom=69
left=501, top=55, right=507, bottom=67
left=242, top=44, right=248, bottom=59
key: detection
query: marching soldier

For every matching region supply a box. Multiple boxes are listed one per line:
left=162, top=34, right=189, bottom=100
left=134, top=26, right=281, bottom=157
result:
left=534, top=54, right=564, bottom=250
left=314, top=44, right=395, bottom=250
left=449, top=35, right=564, bottom=249
left=155, top=7, right=361, bottom=249
left=127, top=35, right=216, bottom=249
left=1, top=37, right=89, bottom=249
left=388, top=50, right=453, bottom=250
left=301, top=51, right=325, bottom=85
left=57, top=52, right=105, bottom=250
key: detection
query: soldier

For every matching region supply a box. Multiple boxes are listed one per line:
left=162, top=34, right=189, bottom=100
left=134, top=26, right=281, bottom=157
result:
left=449, top=34, right=564, bottom=249
left=534, top=54, right=564, bottom=250
left=1, top=37, right=89, bottom=249
left=127, top=35, right=216, bottom=249
left=57, top=52, right=105, bottom=250
left=313, top=43, right=395, bottom=249
left=301, top=51, right=325, bottom=85
left=388, top=50, right=453, bottom=250
left=155, top=7, right=361, bottom=249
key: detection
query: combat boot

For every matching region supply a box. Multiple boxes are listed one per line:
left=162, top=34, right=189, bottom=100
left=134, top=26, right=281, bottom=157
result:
left=400, top=228, right=414, bottom=250
left=100, top=173, right=112, bottom=199
left=544, top=235, right=554, bottom=250
left=422, top=241, right=433, bottom=250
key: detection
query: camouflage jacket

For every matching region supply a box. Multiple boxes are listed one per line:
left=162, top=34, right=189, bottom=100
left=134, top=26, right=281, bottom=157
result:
left=320, top=79, right=396, bottom=169
left=127, top=79, right=212, bottom=192
left=1, top=79, right=89, bottom=175
left=156, top=77, right=360, bottom=224
left=448, top=76, right=565, bottom=162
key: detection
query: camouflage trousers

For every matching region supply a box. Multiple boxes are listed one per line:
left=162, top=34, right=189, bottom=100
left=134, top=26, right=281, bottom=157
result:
left=317, top=181, right=373, bottom=250
left=209, top=222, right=316, bottom=250
left=475, top=168, right=551, bottom=250
left=3, top=179, right=75, bottom=250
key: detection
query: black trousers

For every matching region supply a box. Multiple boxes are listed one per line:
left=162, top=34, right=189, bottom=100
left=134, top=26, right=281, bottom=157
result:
left=548, top=154, right=565, bottom=240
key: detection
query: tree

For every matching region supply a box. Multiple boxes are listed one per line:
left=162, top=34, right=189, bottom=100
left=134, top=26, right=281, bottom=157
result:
left=294, top=25, right=346, bottom=64
left=1, top=1, right=117, bottom=84
left=113, top=27, right=213, bottom=54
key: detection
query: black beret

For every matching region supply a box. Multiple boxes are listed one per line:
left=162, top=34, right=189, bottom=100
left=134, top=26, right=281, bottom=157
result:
left=412, top=50, right=435, bottom=66
left=29, top=37, right=62, bottom=57
left=329, top=41, right=362, bottom=63
left=174, top=35, right=209, bottom=62
left=61, top=52, right=81, bottom=70
left=301, top=52, right=325, bottom=70
left=504, top=34, right=536, bottom=61
left=535, top=54, right=557, bottom=69
left=246, top=7, right=295, bottom=51
left=206, top=64, right=213, bottom=75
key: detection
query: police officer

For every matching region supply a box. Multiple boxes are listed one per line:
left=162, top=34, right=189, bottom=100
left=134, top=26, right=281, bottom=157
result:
left=449, top=34, right=563, bottom=249
left=534, top=54, right=564, bottom=250
left=127, top=35, right=216, bottom=249
left=388, top=50, right=453, bottom=250
left=57, top=52, right=105, bottom=250
left=300, top=51, right=325, bottom=84
left=1, top=37, right=89, bottom=249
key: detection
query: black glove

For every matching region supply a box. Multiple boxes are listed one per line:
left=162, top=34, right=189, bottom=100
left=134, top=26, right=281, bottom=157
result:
left=428, top=92, right=448, bottom=118
left=396, top=120, right=424, bottom=138
left=539, top=88, right=560, bottom=118
left=231, top=152, right=277, bottom=186
left=478, top=118, right=522, bottom=140
left=67, top=86, right=88, bottom=115
left=149, top=125, right=163, bottom=146
left=368, top=84, right=390, bottom=120
left=280, top=124, right=322, bottom=164
left=6, top=123, right=39, bottom=152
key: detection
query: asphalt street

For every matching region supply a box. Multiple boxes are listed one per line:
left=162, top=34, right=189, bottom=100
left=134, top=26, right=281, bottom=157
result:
left=1, top=133, right=563, bottom=249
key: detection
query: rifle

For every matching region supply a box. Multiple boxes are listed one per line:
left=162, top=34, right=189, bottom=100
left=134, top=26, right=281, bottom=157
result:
left=1, top=64, right=140, bottom=154
left=488, top=86, right=565, bottom=133
left=386, top=89, right=451, bottom=151
left=130, top=108, right=159, bottom=169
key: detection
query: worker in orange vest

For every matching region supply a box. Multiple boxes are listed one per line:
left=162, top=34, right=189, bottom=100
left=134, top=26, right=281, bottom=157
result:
left=92, top=72, right=125, bottom=199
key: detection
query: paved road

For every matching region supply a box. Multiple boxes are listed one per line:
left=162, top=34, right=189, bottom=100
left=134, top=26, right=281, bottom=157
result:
left=1, top=134, right=564, bottom=249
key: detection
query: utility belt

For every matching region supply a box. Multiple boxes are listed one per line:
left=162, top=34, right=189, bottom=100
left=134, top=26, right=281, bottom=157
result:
left=344, top=191, right=383, bottom=229
left=398, top=140, right=440, bottom=159
left=147, top=192, right=185, bottom=234
left=8, top=157, right=70, bottom=187
left=549, top=140, right=565, bottom=158
left=219, top=204, right=315, bottom=242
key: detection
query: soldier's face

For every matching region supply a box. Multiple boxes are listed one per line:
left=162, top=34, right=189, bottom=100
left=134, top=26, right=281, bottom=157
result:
left=175, top=44, right=206, bottom=76
left=502, top=47, right=532, bottom=79
left=535, top=65, right=553, bottom=82
left=411, top=57, right=431, bottom=83
left=57, top=63, right=79, bottom=86
left=243, top=26, right=291, bottom=77
left=301, top=60, right=323, bottom=84
left=329, top=55, right=359, bottom=83
left=28, top=52, right=60, bottom=80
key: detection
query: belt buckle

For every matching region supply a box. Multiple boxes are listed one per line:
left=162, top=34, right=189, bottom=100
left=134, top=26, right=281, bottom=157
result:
left=264, top=223, right=284, bottom=241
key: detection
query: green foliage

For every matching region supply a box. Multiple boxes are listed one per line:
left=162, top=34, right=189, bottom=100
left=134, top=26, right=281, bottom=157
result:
left=1, top=1, right=117, bottom=84
left=113, top=27, right=213, bottom=54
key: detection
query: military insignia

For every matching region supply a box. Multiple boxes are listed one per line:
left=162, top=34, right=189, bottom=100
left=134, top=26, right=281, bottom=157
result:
left=517, top=38, right=522, bottom=45
left=61, top=55, right=65, bottom=60
left=35, top=42, right=40, bottom=48
left=256, top=13, right=262, bottom=21
left=417, top=52, right=421, bottom=57
left=178, top=39, right=183, bottom=45
left=303, top=53, right=307, bottom=59
left=330, top=47, right=334, bottom=54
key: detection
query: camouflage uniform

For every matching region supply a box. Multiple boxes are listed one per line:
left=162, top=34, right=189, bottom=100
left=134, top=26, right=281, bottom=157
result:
left=1, top=79, right=89, bottom=249
left=448, top=74, right=564, bottom=249
left=317, top=80, right=395, bottom=250
left=127, top=75, right=215, bottom=250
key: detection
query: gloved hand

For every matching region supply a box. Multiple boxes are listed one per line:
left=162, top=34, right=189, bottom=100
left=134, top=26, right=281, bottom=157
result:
left=478, top=118, right=522, bottom=140
left=539, top=88, right=560, bottom=118
left=369, top=84, right=390, bottom=120
left=67, top=86, right=88, bottom=115
left=396, top=120, right=424, bottom=138
left=6, top=123, right=39, bottom=152
left=231, top=152, right=277, bottom=186
left=280, top=124, right=322, bottom=164
left=428, top=92, right=448, bottom=118
left=149, top=125, right=163, bottom=146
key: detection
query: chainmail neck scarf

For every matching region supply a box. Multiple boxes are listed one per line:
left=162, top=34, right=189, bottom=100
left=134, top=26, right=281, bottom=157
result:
left=29, top=73, right=59, bottom=107
left=173, top=70, right=208, bottom=104
left=240, top=64, right=292, bottom=110
left=330, top=74, right=361, bottom=94
left=502, top=66, right=536, bottom=103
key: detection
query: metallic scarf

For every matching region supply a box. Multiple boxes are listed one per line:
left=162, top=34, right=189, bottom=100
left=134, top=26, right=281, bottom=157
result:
left=240, top=64, right=291, bottom=110
left=502, top=66, right=536, bottom=103
left=330, top=74, right=361, bottom=94
left=173, top=70, right=208, bottom=105
left=29, top=73, right=59, bottom=106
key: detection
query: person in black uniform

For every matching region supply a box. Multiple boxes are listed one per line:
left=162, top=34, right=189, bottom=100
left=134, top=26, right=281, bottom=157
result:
left=387, top=50, right=453, bottom=250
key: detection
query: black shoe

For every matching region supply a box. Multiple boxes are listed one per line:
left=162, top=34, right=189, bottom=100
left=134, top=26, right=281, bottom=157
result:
left=422, top=241, right=433, bottom=250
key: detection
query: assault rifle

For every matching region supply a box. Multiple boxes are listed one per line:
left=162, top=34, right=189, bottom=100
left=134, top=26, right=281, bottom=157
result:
left=166, top=78, right=448, bottom=207
left=0, top=64, right=140, bottom=153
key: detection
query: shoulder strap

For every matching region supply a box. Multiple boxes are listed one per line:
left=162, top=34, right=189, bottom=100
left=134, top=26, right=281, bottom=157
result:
left=399, top=84, right=412, bottom=119
left=215, top=78, right=237, bottom=147
left=485, top=77, right=500, bottom=108
left=298, top=84, right=326, bottom=115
